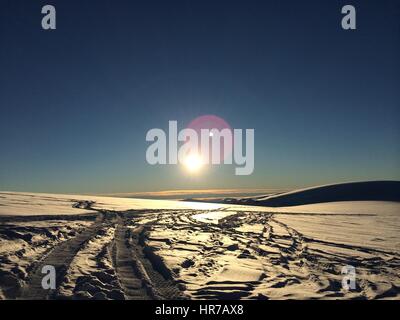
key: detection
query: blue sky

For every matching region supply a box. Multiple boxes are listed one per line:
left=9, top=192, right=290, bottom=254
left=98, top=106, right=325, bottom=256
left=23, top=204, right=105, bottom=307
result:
left=0, top=0, right=399, bottom=194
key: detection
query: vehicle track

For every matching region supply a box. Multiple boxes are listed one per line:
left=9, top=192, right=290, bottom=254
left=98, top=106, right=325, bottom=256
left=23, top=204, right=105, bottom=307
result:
left=115, top=214, right=186, bottom=300
left=112, top=221, right=156, bottom=300
left=20, top=215, right=106, bottom=299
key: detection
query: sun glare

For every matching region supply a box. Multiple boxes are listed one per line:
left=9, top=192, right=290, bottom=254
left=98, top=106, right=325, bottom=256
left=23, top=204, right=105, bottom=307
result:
left=183, top=154, right=203, bottom=173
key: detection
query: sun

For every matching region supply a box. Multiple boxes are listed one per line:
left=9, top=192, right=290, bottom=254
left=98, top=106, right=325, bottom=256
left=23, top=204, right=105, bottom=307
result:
left=183, top=153, right=203, bottom=173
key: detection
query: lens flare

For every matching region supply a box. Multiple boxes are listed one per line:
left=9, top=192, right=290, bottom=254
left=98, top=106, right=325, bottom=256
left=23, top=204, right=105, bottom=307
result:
left=186, top=114, right=232, bottom=163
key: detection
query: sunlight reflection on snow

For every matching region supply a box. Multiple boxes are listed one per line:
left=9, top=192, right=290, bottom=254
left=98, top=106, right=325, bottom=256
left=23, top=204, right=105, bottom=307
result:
left=191, top=211, right=235, bottom=224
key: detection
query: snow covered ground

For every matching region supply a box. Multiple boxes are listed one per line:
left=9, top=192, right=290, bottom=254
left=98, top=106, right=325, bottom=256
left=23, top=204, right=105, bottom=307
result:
left=0, top=188, right=399, bottom=300
left=0, top=192, right=223, bottom=216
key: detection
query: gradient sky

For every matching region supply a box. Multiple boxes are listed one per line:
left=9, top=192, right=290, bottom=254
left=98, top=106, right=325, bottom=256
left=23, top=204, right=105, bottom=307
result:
left=1, top=0, right=399, bottom=194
